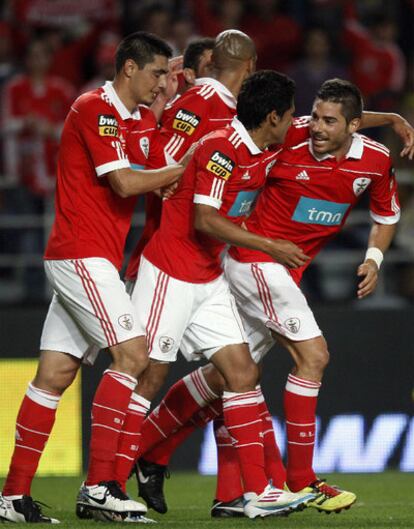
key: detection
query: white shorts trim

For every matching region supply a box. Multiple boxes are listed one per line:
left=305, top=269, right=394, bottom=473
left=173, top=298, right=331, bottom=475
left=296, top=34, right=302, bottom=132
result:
left=40, top=258, right=145, bottom=362
left=131, top=256, right=247, bottom=362
left=224, top=255, right=321, bottom=363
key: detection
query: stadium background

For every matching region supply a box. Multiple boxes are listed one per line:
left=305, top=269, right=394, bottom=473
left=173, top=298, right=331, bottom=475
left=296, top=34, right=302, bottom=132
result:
left=1, top=0, right=414, bottom=480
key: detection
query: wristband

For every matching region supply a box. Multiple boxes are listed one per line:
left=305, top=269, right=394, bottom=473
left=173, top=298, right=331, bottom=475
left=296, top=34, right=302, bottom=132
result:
left=364, top=247, right=383, bottom=269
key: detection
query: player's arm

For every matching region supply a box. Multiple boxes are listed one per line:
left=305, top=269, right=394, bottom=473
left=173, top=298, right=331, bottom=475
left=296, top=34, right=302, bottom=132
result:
left=357, top=223, right=396, bottom=299
left=360, top=111, right=414, bottom=159
left=106, top=164, right=184, bottom=198
left=194, top=204, right=309, bottom=268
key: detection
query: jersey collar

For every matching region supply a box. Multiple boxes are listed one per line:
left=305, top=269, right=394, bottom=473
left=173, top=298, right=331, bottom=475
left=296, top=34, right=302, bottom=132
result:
left=195, top=77, right=237, bottom=109
left=102, top=81, right=141, bottom=121
left=231, top=116, right=262, bottom=155
left=308, top=133, right=364, bottom=161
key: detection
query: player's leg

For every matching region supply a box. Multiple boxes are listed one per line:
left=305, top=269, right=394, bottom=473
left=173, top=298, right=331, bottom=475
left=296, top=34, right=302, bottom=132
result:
left=225, top=256, right=356, bottom=512
left=187, top=275, right=315, bottom=518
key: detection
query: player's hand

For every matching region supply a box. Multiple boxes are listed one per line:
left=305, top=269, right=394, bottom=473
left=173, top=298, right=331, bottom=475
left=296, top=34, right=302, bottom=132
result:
left=161, top=181, right=180, bottom=199
left=357, top=260, right=379, bottom=298
left=392, top=117, right=414, bottom=159
left=161, top=56, right=184, bottom=102
left=267, top=239, right=310, bottom=268
left=180, top=142, right=198, bottom=167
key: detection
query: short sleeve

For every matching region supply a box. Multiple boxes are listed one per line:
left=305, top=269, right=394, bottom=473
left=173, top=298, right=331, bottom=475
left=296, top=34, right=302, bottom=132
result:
left=75, top=96, right=130, bottom=177
left=193, top=138, right=236, bottom=210
left=369, top=161, right=401, bottom=225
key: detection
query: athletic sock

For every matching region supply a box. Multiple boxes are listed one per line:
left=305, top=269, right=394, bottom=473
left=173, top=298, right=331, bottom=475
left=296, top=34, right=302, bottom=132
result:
left=139, top=368, right=218, bottom=456
left=86, top=369, right=137, bottom=486
left=256, top=386, right=286, bottom=488
left=284, top=373, right=320, bottom=491
left=115, top=393, right=150, bottom=490
left=213, top=414, right=243, bottom=502
left=3, top=383, right=61, bottom=496
left=144, top=399, right=222, bottom=466
left=222, top=390, right=267, bottom=495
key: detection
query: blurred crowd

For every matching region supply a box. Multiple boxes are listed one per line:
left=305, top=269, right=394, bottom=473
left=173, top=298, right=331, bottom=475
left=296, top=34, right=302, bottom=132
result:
left=1, top=0, right=414, bottom=303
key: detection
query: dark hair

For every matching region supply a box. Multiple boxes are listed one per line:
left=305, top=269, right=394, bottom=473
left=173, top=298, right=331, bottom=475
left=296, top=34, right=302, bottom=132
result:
left=316, top=78, right=363, bottom=122
left=183, top=37, right=214, bottom=71
left=115, top=31, right=172, bottom=73
left=237, top=70, right=295, bottom=130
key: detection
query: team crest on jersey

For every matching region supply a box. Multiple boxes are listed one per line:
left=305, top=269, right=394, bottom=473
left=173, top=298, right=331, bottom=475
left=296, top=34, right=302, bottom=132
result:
left=140, top=136, right=150, bottom=158
left=265, top=160, right=276, bottom=177
left=206, top=150, right=235, bottom=180
left=159, top=336, right=175, bottom=353
left=352, top=177, right=371, bottom=196
left=98, top=114, right=118, bottom=137
left=284, top=317, right=300, bottom=334
left=172, top=108, right=201, bottom=135
left=118, top=314, right=134, bottom=331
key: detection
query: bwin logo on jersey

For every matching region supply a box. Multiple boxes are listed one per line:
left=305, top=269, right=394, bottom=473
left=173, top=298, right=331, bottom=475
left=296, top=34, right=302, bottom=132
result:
left=292, top=197, right=350, bottom=226
left=98, top=114, right=118, bottom=137
left=172, top=108, right=201, bottom=135
left=353, top=177, right=371, bottom=196
left=140, top=137, right=149, bottom=158
left=206, top=151, right=235, bottom=180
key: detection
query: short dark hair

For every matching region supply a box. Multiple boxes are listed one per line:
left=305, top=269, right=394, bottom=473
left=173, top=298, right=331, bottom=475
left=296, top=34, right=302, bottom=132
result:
left=237, top=70, right=295, bottom=130
left=115, top=31, right=172, bottom=73
left=316, top=78, right=363, bottom=122
left=183, top=37, right=214, bottom=71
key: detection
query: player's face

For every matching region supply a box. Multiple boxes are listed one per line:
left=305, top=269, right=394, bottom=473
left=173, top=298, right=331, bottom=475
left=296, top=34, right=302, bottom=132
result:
left=309, top=100, right=354, bottom=159
left=131, top=54, right=169, bottom=105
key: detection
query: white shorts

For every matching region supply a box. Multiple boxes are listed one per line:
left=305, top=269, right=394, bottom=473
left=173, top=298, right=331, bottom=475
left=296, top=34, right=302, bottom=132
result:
left=131, top=256, right=247, bottom=362
left=40, top=258, right=145, bottom=363
left=224, top=255, right=322, bottom=362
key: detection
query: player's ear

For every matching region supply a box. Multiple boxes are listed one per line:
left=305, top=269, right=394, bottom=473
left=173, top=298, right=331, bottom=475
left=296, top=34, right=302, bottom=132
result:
left=183, top=68, right=196, bottom=86
left=348, top=117, right=360, bottom=133
left=123, top=58, right=138, bottom=79
left=268, top=110, right=280, bottom=127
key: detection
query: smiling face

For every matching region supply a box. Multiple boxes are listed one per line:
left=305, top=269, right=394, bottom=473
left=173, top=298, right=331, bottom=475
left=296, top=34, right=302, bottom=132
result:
left=309, top=99, right=359, bottom=159
left=128, top=54, right=169, bottom=105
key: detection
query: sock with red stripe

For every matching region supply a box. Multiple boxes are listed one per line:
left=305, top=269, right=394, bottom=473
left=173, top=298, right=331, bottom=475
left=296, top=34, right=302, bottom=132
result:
left=86, top=369, right=137, bottom=486
left=144, top=399, right=222, bottom=466
left=284, top=373, right=321, bottom=491
left=115, top=393, right=150, bottom=490
left=3, top=383, right=61, bottom=496
left=256, top=386, right=286, bottom=488
left=139, top=368, right=218, bottom=456
left=222, top=390, right=267, bottom=495
left=214, top=413, right=243, bottom=502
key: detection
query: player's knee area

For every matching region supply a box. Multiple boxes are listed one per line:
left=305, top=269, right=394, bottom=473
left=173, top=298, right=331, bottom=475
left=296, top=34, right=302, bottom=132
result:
left=33, top=363, right=78, bottom=395
left=110, top=336, right=149, bottom=377
left=224, top=359, right=259, bottom=392
left=298, top=340, right=330, bottom=374
left=136, top=361, right=170, bottom=401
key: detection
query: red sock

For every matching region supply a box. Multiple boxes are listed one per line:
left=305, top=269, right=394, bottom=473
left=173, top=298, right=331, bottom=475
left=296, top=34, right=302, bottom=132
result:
left=86, top=369, right=137, bottom=486
left=256, top=386, right=286, bottom=488
left=145, top=399, right=222, bottom=466
left=115, top=393, right=150, bottom=490
left=214, top=414, right=243, bottom=502
left=222, top=390, right=267, bottom=495
left=3, top=383, right=60, bottom=496
left=284, top=373, right=321, bottom=491
left=139, top=368, right=217, bottom=456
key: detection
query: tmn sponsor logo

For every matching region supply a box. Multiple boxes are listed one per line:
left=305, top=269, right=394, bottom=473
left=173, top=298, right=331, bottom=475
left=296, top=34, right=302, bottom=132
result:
left=199, top=413, right=414, bottom=474
left=292, top=197, right=349, bottom=226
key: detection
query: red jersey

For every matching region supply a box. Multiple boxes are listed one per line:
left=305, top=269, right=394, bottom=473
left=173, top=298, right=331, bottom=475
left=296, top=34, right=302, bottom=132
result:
left=124, top=77, right=237, bottom=281
left=2, top=74, right=74, bottom=195
left=143, top=118, right=279, bottom=283
left=45, top=81, right=155, bottom=270
left=229, top=132, right=400, bottom=284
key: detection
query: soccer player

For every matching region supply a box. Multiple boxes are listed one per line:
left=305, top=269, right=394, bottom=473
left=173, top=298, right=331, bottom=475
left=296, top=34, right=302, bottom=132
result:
left=0, top=32, right=183, bottom=524
left=181, top=37, right=215, bottom=88
left=124, top=29, right=256, bottom=285
left=133, top=79, right=405, bottom=517
left=129, top=70, right=318, bottom=519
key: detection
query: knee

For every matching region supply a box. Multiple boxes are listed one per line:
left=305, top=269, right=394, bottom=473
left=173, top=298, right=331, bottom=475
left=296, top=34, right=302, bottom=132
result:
left=111, top=338, right=149, bottom=377
left=136, top=362, right=169, bottom=401
left=299, top=342, right=330, bottom=375
left=201, top=364, right=226, bottom=395
left=226, top=361, right=259, bottom=393
left=33, top=365, right=77, bottom=395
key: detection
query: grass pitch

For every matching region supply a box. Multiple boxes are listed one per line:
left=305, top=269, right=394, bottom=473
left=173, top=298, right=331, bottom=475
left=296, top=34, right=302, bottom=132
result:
left=1, top=472, right=413, bottom=528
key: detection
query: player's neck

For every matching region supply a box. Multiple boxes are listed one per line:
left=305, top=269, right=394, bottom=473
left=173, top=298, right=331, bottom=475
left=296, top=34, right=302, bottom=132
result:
left=331, top=136, right=353, bottom=161
left=248, top=127, right=269, bottom=151
left=112, top=79, right=137, bottom=114
left=214, top=70, right=244, bottom=99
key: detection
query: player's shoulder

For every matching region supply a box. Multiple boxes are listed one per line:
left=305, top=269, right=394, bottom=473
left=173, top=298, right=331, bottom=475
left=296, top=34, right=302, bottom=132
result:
left=73, top=87, right=113, bottom=113
left=292, top=115, right=311, bottom=129
left=199, top=126, right=238, bottom=152
left=357, top=133, right=391, bottom=165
